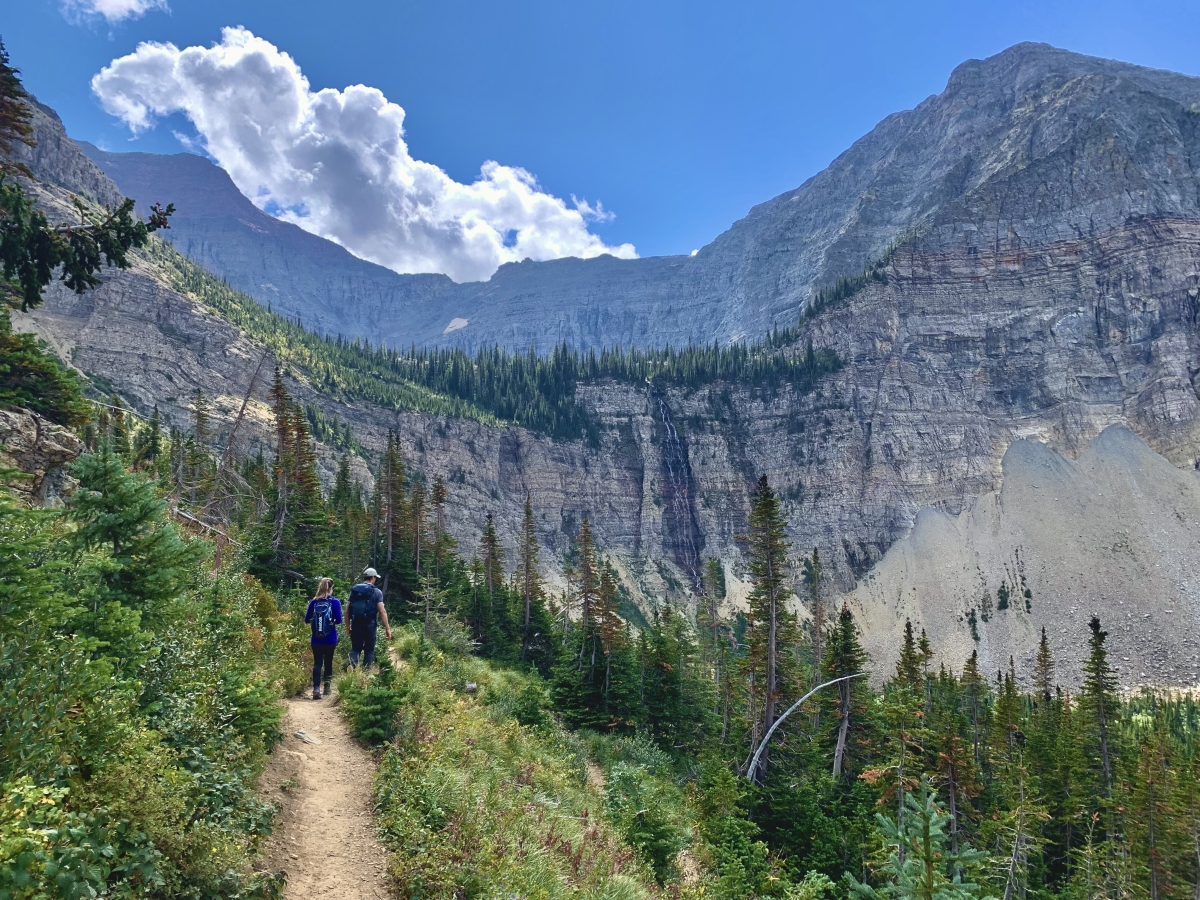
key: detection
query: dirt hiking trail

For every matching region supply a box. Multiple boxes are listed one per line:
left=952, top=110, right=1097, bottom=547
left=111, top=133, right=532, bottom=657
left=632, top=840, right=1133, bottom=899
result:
left=257, top=693, right=392, bottom=899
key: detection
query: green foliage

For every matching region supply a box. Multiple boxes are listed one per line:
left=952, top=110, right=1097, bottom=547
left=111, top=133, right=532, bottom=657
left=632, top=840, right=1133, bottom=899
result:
left=694, top=761, right=782, bottom=900
left=0, top=779, right=163, bottom=900
left=0, top=448, right=304, bottom=899
left=340, top=652, right=406, bottom=745
left=0, top=173, right=173, bottom=311
left=68, top=444, right=206, bottom=625
left=145, top=239, right=840, bottom=444
left=605, top=762, right=688, bottom=884
left=0, top=308, right=89, bottom=426
left=371, top=639, right=662, bottom=899
left=847, top=779, right=990, bottom=900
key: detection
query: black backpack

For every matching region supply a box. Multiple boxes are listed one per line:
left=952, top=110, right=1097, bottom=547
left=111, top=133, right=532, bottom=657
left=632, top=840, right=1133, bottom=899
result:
left=311, top=598, right=335, bottom=639
left=348, top=583, right=377, bottom=623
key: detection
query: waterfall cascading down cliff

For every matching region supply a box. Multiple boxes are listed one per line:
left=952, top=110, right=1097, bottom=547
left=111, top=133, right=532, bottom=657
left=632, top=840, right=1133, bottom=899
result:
left=655, top=392, right=705, bottom=592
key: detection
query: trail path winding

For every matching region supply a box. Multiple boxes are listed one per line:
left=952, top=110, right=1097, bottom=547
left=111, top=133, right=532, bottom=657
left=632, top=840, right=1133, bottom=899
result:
left=257, top=694, right=392, bottom=900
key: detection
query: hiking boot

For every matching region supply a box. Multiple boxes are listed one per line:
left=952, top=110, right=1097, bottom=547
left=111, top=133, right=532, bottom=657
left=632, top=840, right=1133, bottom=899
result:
left=312, top=688, right=322, bottom=700
left=323, top=680, right=332, bottom=696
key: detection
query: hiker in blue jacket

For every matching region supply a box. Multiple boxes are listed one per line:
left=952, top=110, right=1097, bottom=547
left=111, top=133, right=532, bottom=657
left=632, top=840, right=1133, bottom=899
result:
left=304, top=577, right=343, bottom=700
left=347, top=567, right=392, bottom=670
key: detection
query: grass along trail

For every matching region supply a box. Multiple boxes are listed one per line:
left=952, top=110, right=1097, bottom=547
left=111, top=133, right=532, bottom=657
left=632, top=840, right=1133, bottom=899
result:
left=256, top=692, right=392, bottom=900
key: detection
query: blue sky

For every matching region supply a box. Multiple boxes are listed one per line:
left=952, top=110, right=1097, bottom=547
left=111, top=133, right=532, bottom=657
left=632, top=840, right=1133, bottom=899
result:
left=6, top=0, right=1200, bottom=268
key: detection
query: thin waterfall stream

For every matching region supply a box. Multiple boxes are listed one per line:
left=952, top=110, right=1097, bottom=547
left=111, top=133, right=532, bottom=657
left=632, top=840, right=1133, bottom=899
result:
left=656, top=392, right=705, bottom=592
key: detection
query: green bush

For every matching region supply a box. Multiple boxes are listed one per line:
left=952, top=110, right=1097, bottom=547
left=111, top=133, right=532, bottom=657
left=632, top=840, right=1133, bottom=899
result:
left=373, top=642, right=662, bottom=899
left=604, top=763, right=687, bottom=885
left=0, top=456, right=305, bottom=899
left=340, top=652, right=407, bottom=745
left=0, top=780, right=162, bottom=900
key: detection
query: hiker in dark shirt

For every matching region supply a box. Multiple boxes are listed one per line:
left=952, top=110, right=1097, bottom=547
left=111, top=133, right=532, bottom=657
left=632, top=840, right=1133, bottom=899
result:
left=304, top=577, right=343, bottom=700
left=347, top=567, right=392, bottom=670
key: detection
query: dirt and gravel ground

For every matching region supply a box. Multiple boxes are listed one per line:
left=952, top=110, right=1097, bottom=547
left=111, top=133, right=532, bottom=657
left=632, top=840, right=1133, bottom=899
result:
left=256, top=692, right=392, bottom=900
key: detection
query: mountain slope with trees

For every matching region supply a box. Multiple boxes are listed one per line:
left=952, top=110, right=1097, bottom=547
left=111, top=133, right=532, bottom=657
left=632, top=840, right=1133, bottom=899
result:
left=8, top=41, right=1200, bottom=900
left=14, top=41, right=1200, bottom=687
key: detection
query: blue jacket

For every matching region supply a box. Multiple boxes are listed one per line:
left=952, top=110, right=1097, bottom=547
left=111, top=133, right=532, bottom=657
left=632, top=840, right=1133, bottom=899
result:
left=305, top=597, right=343, bottom=646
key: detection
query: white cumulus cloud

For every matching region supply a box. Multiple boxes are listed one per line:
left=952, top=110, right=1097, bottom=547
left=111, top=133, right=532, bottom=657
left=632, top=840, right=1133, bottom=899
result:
left=63, top=0, right=167, bottom=24
left=91, top=27, right=636, bottom=282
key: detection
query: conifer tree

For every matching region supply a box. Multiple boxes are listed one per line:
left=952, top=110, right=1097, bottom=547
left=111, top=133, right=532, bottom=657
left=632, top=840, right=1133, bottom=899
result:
left=409, top=480, right=427, bottom=575
left=961, top=651, right=987, bottom=767
left=743, top=475, right=795, bottom=780
left=518, top=494, right=542, bottom=662
left=848, top=778, right=988, bottom=900
left=1130, top=718, right=1175, bottom=900
left=701, top=557, right=725, bottom=657
left=132, top=406, right=163, bottom=471
left=596, top=561, right=626, bottom=703
left=1082, top=616, right=1119, bottom=818
left=574, top=517, right=601, bottom=662
left=68, top=445, right=205, bottom=646
left=896, top=620, right=923, bottom=691
left=254, top=372, right=325, bottom=582
left=412, top=573, right=448, bottom=638
left=268, top=369, right=291, bottom=553
left=991, top=659, right=1021, bottom=764
left=109, top=395, right=131, bottom=461
left=991, top=764, right=1047, bottom=900
left=1033, top=627, right=1055, bottom=703
left=475, top=512, right=513, bottom=654
left=928, top=678, right=980, bottom=858
left=802, top=547, right=825, bottom=678
left=824, top=603, right=870, bottom=779
left=559, top=561, right=576, bottom=646
left=1172, top=748, right=1200, bottom=900
left=480, top=513, right=504, bottom=600
left=377, top=433, right=407, bottom=597
left=430, top=475, right=449, bottom=579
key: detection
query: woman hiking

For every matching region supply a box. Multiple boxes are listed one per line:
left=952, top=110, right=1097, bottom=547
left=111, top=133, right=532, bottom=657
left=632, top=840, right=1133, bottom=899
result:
left=304, top=577, right=343, bottom=700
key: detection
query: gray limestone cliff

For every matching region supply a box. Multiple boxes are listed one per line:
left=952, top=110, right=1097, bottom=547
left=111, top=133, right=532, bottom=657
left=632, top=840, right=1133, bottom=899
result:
left=15, top=44, right=1200, bottom=687
left=81, top=42, right=1200, bottom=355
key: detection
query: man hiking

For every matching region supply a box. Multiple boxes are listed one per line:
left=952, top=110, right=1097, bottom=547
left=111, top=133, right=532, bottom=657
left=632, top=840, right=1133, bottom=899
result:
left=304, top=577, right=342, bottom=700
left=347, top=567, right=392, bottom=670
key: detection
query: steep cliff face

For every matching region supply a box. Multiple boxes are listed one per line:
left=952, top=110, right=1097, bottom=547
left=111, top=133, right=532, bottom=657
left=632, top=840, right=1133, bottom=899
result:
left=16, top=47, right=1200, bottom=686
left=15, top=100, right=124, bottom=209
left=81, top=43, right=1200, bottom=354
left=18, top=212, right=1200, bottom=688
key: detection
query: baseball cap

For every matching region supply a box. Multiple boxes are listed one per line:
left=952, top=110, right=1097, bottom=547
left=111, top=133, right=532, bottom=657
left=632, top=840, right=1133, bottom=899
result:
left=363, top=567, right=379, bottom=578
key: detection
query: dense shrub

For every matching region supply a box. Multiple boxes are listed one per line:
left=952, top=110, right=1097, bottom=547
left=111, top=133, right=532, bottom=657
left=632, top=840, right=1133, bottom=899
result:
left=0, top=458, right=304, bottom=899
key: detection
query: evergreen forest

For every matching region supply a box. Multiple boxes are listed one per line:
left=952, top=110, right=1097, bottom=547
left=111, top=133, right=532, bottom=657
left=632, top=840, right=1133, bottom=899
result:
left=147, top=239, right=841, bottom=446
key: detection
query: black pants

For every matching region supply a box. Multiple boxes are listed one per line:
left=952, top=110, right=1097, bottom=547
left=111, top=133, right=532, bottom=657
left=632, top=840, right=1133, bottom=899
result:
left=312, top=643, right=335, bottom=690
left=349, top=622, right=377, bottom=669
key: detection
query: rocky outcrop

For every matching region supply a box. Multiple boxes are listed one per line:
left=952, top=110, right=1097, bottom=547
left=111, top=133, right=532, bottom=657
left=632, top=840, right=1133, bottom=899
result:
left=0, top=408, right=84, bottom=505
left=82, top=43, right=1200, bottom=353
left=15, top=101, right=125, bottom=209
